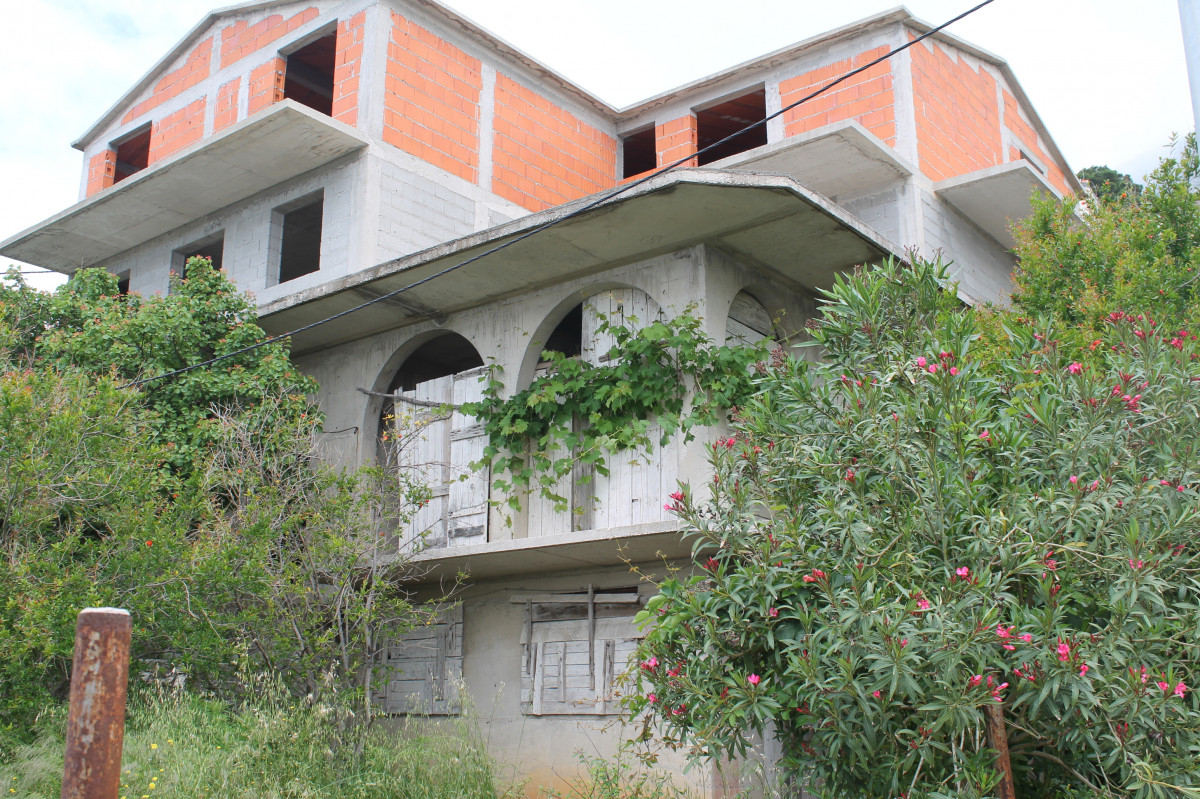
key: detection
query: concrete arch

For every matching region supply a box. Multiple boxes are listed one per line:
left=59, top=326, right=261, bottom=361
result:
left=514, top=283, right=663, bottom=389
left=363, top=328, right=486, bottom=458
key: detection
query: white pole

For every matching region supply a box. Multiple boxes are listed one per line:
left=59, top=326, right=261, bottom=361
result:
left=1182, top=0, right=1200, bottom=137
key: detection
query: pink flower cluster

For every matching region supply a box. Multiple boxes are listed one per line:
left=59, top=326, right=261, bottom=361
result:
left=801, top=569, right=828, bottom=584
left=663, top=490, right=685, bottom=512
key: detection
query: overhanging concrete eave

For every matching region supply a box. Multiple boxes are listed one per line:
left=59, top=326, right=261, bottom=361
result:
left=935, top=161, right=1058, bottom=249
left=258, top=169, right=900, bottom=355
left=719, top=119, right=915, bottom=197
left=401, top=522, right=693, bottom=585
left=4, top=101, right=368, bottom=273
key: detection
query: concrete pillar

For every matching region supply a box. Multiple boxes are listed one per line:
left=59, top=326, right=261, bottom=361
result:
left=1181, top=0, right=1200, bottom=136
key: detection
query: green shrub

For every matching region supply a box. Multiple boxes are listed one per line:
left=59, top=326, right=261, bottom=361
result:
left=632, top=260, right=1200, bottom=798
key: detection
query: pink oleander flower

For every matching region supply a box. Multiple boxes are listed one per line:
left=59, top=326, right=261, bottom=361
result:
left=1129, top=558, right=1145, bottom=570
left=949, top=366, right=958, bottom=376
left=872, top=690, right=882, bottom=699
left=1090, top=479, right=1100, bottom=491
left=939, top=350, right=953, bottom=361
left=845, top=468, right=856, bottom=483
left=1080, top=664, right=1089, bottom=677
left=669, top=490, right=684, bottom=502
left=917, top=598, right=930, bottom=610
left=1158, top=681, right=1170, bottom=692
left=928, top=364, right=938, bottom=374
left=641, top=656, right=659, bottom=672
left=968, top=675, right=983, bottom=687
left=1067, top=362, right=1083, bottom=375
left=1057, top=640, right=1071, bottom=661
left=1175, top=682, right=1188, bottom=698
left=671, top=704, right=686, bottom=716
left=647, top=693, right=657, bottom=703
left=916, top=356, right=927, bottom=368
left=768, top=607, right=779, bottom=618
left=748, top=673, right=761, bottom=686
left=1069, top=475, right=1079, bottom=485
left=1020, top=633, right=1033, bottom=643
left=979, top=430, right=991, bottom=441
left=900, top=638, right=908, bottom=648
left=956, top=566, right=971, bottom=578
left=996, top=625, right=1013, bottom=639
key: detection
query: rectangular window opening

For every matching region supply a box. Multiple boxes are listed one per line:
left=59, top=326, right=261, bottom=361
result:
left=620, top=126, right=656, bottom=179
left=695, top=88, right=767, bottom=166
left=275, top=194, right=323, bottom=284
left=113, top=125, right=151, bottom=184
left=284, top=31, right=337, bottom=116
left=116, top=272, right=131, bottom=296
left=172, top=232, right=225, bottom=279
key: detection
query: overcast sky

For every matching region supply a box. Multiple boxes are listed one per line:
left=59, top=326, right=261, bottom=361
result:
left=2, top=0, right=1194, bottom=291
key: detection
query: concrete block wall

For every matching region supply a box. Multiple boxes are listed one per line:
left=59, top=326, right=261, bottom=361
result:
left=96, top=153, right=362, bottom=299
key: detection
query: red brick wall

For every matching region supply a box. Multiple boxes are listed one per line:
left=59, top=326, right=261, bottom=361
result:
left=655, top=115, right=697, bottom=168
left=492, top=74, right=616, bottom=211
left=220, top=7, right=320, bottom=70
left=122, top=37, right=213, bottom=125
left=779, top=45, right=895, bottom=145
left=213, top=77, right=241, bottom=133
left=85, top=150, right=116, bottom=197
left=149, top=99, right=206, bottom=163
left=909, top=37, right=1001, bottom=182
left=248, top=57, right=286, bottom=114
left=1002, top=90, right=1070, bottom=195
left=383, top=13, right=482, bottom=183
left=332, top=12, right=366, bottom=125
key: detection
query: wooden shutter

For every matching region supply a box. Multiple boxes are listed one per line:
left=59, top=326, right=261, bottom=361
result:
left=396, top=369, right=488, bottom=551
left=374, top=606, right=463, bottom=715
left=725, top=291, right=773, bottom=346
left=581, top=289, right=676, bottom=529
left=520, top=615, right=641, bottom=716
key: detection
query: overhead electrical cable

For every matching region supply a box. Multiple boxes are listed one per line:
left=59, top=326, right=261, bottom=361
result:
left=125, top=0, right=997, bottom=389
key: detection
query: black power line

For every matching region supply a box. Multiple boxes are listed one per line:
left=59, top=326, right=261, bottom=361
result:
left=126, top=0, right=996, bottom=389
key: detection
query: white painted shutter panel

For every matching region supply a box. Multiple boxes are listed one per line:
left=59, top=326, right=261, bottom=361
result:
left=375, top=606, right=463, bottom=715
left=524, top=365, right=581, bottom=538
left=581, top=290, right=673, bottom=529
left=725, top=291, right=773, bottom=346
left=397, top=375, right=451, bottom=552
left=448, top=367, right=488, bottom=543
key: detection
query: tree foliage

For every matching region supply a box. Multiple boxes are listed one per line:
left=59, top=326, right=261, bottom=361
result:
left=0, top=259, right=316, bottom=475
left=1014, top=135, right=1200, bottom=335
left=0, top=261, right=424, bottom=749
left=631, top=260, right=1200, bottom=798
left=1077, top=165, right=1143, bottom=205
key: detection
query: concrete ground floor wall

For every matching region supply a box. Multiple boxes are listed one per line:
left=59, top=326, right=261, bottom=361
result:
left=395, top=560, right=781, bottom=798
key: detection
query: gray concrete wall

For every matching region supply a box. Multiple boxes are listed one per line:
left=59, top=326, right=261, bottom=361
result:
left=98, top=151, right=364, bottom=298
left=918, top=188, right=1015, bottom=305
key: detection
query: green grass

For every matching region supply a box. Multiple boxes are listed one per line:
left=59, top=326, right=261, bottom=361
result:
left=2, top=687, right=512, bottom=799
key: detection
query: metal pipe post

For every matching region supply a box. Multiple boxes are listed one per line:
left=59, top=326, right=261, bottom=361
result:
left=61, top=608, right=132, bottom=799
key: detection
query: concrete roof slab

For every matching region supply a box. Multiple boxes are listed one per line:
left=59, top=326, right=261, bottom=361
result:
left=2, top=102, right=368, bottom=272
left=935, top=161, right=1058, bottom=249
left=403, top=522, right=693, bottom=584
left=720, top=120, right=915, bottom=198
left=258, top=170, right=900, bottom=354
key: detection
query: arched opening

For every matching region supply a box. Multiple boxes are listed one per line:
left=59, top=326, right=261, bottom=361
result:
left=725, top=290, right=775, bottom=346
left=523, top=287, right=675, bottom=537
left=378, top=332, right=488, bottom=552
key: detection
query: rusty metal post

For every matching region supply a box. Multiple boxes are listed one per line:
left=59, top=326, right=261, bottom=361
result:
left=61, top=608, right=132, bottom=799
left=984, top=702, right=1017, bottom=799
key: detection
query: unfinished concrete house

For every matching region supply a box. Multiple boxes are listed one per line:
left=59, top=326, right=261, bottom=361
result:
left=0, top=0, right=1079, bottom=793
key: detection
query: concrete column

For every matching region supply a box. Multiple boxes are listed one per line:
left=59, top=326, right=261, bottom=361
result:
left=1182, top=0, right=1200, bottom=136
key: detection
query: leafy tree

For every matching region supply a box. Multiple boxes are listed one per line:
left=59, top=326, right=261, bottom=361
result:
left=1077, top=165, right=1142, bottom=205
left=0, top=264, right=427, bottom=748
left=1013, top=134, right=1200, bottom=335
left=631, top=260, right=1200, bottom=798
left=0, top=259, right=316, bottom=475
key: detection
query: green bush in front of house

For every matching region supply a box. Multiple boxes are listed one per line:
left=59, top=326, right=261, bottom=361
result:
left=631, top=259, right=1200, bottom=798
